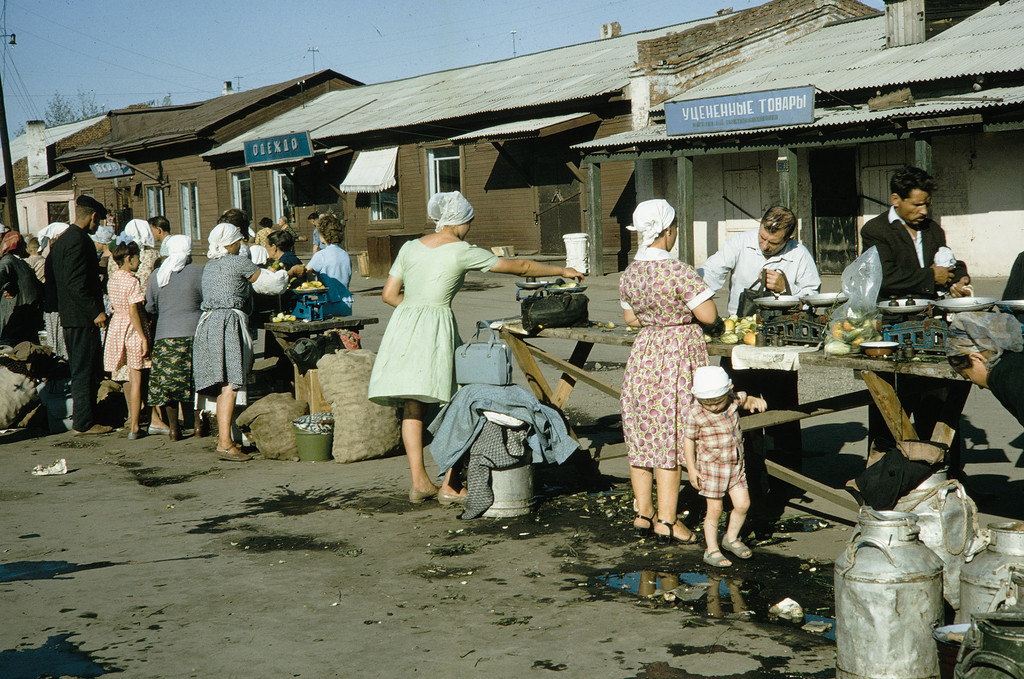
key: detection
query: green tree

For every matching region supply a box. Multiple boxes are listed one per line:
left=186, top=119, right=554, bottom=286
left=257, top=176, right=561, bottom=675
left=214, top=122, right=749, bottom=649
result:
left=43, top=89, right=105, bottom=126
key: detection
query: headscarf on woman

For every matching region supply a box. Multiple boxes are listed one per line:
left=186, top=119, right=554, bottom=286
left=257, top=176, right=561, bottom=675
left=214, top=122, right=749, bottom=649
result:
left=1, top=230, right=22, bottom=256
left=156, top=235, right=193, bottom=288
left=945, top=311, right=1024, bottom=370
left=121, top=218, right=155, bottom=248
left=207, top=223, right=243, bottom=260
left=38, top=222, right=70, bottom=250
left=626, top=199, right=675, bottom=259
left=248, top=244, right=269, bottom=266
left=92, top=225, right=115, bottom=245
left=427, top=191, right=474, bottom=232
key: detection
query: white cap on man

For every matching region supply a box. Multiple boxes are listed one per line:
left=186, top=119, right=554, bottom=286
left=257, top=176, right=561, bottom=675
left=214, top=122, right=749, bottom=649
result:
left=692, top=366, right=732, bottom=399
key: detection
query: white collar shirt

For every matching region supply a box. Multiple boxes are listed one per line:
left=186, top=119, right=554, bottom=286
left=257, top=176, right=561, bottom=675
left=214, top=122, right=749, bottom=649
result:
left=889, top=205, right=924, bottom=267
left=697, top=229, right=821, bottom=316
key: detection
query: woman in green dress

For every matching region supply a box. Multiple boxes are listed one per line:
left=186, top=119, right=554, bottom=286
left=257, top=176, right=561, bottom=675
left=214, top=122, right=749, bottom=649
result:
left=368, top=191, right=583, bottom=504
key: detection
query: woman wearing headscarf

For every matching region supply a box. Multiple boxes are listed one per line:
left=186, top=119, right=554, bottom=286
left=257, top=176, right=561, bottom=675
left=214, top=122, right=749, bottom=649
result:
left=40, top=222, right=71, bottom=357
left=946, top=312, right=1024, bottom=427
left=110, top=218, right=159, bottom=289
left=145, top=235, right=204, bottom=441
left=620, top=199, right=720, bottom=544
left=0, top=231, right=44, bottom=345
left=193, top=224, right=286, bottom=460
left=368, top=191, right=583, bottom=503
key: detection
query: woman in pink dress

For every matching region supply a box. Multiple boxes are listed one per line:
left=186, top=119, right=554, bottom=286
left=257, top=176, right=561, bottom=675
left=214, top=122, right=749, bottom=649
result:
left=620, top=200, right=720, bottom=544
left=104, top=241, right=152, bottom=439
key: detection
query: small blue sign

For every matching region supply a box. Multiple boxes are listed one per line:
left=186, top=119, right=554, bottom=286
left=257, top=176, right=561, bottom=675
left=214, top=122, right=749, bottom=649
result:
left=665, top=86, right=815, bottom=136
left=89, top=160, right=133, bottom=179
left=244, top=132, right=313, bottom=167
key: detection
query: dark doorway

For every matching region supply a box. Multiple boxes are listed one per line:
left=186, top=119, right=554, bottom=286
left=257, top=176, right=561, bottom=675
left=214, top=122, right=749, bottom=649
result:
left=809, top=148, right=859, bottom=275
left=535, top=158, right=582, bottom=255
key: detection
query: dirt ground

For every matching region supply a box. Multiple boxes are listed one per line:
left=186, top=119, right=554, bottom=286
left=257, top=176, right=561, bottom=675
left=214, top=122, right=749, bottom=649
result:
left=2, top=271, right=1021, bottom=678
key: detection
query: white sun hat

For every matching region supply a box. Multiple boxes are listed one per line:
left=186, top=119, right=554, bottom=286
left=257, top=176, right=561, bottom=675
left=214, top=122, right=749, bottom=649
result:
left=692, top=366, right=732, bottom=399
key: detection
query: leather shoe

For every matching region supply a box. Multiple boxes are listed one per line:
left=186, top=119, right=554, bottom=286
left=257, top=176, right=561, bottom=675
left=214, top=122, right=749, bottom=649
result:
left=408, top=488, right=438, bottom=504
left=438, top=489, right=466, bottom=506
left=73, top=424, right=113, bottom=435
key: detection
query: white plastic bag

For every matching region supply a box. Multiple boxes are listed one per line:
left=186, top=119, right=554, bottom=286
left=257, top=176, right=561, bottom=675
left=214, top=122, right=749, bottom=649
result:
left=252, top=268, right=288, bottom=295
left=825, top=247, right=883, bottom=355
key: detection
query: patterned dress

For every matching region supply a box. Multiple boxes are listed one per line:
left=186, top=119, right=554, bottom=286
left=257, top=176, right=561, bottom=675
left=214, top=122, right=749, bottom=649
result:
left=103, top=269, right=152, bottom=373
left=620, top=253, right=712, bottom=469
left=683, top=392, right=749, bottom=499
left=108, top=247, right=157, bottom=381
left=192, top=254, right=258, bottom=396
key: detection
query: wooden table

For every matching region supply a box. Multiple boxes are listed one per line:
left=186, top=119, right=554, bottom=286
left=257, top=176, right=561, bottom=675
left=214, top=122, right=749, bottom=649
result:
left=263, top=315, right=379, bottom=411
left=497, top=321, right=967, bottom=517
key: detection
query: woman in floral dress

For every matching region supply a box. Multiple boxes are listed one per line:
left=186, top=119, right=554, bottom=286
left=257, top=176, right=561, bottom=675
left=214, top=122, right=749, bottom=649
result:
left=620, top=199, right=720, bottom=544
left=104, top=241, right=152, bottom=439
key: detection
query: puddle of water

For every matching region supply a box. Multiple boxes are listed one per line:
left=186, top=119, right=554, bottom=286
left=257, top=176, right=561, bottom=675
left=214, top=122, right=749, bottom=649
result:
left=594, top=570, right=835, bottom=641
left=0, top=633, right=120, bottom=678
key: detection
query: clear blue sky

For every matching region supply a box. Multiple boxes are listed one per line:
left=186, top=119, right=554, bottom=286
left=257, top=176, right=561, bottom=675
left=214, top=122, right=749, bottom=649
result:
left=1, top=0, right=883, bottom=133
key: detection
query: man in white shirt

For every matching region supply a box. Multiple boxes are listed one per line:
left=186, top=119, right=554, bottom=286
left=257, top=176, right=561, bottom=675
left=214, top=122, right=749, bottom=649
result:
left=699, top=206, right=821, bottom=316
left=697, top=207, right=820, bottom=525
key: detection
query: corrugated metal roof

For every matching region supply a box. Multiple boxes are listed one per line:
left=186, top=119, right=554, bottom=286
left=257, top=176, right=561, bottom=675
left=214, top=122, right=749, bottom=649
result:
left=204, top=15, right=727, bottom=158
left=1, top=116, right=105, bottom=185
left=575, top=84, right=1024, bottom=150
left=448, top=113, right=597, bottom=142
left=662, top=0, right=1024, bottom=101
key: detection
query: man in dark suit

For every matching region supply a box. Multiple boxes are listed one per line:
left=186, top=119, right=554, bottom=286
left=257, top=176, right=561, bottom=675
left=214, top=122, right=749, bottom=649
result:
left=859, top=166, right=971, bottom=471
left=50, top=195, right=112, bottom=435
left=861, top=166, right=970, bottom=300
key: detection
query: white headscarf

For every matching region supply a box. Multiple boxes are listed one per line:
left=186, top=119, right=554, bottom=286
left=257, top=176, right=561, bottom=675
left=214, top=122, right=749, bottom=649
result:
left=427, top=191, right=474, bottom=232
left=38, top=222, right=70, bottom=249
left=249, top=244, right=269, bottom=266
left=626, top=199, right=675, bottom=259
left=207, top=222, right=243, bottom=260
left=123, top=218, right=155, bottom=248
left=156, top=235, right=193, bottom=287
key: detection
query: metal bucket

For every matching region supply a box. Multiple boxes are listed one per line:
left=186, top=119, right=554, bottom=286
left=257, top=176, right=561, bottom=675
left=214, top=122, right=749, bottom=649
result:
left=482, top=461, right=533, bottom=518
left=955, top=611, right=1024, bottom=679
left=961, top=523, right=1024, bottom=622
left=836, top=509, right=944, bottom=679
left=896, top=468, right=980, bottom=610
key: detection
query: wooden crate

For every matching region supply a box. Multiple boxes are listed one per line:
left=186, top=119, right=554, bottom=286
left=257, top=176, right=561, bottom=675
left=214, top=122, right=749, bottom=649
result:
left=293, top=365, right=332, bottom=414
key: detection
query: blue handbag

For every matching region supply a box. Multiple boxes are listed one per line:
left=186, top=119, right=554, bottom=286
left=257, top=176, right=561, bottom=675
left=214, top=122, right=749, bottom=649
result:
left=454, top=321, right=514, bottom=386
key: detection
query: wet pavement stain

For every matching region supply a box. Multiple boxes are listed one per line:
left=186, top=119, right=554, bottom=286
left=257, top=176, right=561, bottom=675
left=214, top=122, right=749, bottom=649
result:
left=114, top=461, right=215, bottom=487
left=0, top=633, right=122, bottom=678
left=188, top=486, right=359, bottom=533
left=0, top=554, right=216, bottom=583
left=232, top=534, right=353, bottom=553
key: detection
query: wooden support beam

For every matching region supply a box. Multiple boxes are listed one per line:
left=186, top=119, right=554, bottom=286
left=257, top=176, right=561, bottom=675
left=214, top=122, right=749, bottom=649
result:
left=861, top=371, right=917, bottom=441
left=565, top=160, right=584, bottom=183
left=551, top=341, right=594, bottom=409
left=584, top=161, right=603, bottom=276
left=740, top=389, right=874, bottom=430
left=676, top=155, right=694, bottom=264
left=766, top=460, right=860, bottom=517
left=522, top=340, right=620, bottom=402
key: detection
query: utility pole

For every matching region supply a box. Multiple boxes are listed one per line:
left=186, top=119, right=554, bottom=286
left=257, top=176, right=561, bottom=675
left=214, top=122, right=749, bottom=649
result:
left=510, top=30, right=517, bottom=58
left=234, top=75, right=243, bottom=92
left=308, top=46, right=319, bottom=72
left=0, top=33, right=18, bottom=231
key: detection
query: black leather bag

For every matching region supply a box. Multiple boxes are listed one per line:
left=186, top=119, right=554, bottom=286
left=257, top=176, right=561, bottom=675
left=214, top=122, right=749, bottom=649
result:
left=521, top=293, right=589, bottom=335
left=736, top=270, right=790, bottom=318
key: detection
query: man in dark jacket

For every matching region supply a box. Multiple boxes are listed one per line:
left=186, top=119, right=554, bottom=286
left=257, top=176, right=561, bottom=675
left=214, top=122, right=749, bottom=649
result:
left=859, top=167, right=970, bottom=473
left=861, top=166, right=970, bottom=300
left=50, top=195, right=112, bottom=435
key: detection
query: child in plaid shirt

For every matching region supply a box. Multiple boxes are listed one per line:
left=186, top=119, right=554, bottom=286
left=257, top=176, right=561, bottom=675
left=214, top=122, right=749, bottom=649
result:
left=683, top=366, right=766, bottom=568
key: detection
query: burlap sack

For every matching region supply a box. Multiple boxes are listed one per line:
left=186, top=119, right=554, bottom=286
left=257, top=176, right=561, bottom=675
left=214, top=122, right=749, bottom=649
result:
left=236, top=393, right=309, bottom=460
left=0, top=366, right=37, bottom=428
left=316, top=350, right=401, bottom=463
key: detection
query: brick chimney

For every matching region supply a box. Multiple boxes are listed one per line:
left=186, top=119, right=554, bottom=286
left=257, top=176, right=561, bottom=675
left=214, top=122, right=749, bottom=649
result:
left=25, top=120, right=48, bottom=186
left=222, top=80, right=234, bottom=95
left=600, top=22, right=621, bottom=39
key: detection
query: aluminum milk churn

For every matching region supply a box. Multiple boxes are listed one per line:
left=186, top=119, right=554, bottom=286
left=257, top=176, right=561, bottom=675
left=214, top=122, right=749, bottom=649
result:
left=895, top=468, right=980, bottom=610
left=835, top=509, right=944, bottom=679
left=960, top=522, right=1024, bottom=622
left=954, top=610, right=1024, bottom=679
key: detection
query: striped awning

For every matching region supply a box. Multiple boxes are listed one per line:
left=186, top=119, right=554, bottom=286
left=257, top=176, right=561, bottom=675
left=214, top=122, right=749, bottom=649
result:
left=339, top=147, right=398, bottom=193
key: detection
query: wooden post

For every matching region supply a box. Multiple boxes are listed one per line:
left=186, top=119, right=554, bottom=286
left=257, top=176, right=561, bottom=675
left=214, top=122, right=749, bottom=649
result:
left=634, top=158, right=654, bottom=204
left=915, top=138, right=933, bottom=174
left=676, top=155, right=695, bottom=264
left=584, top=161, right=603, bottom=276
left=778, top=147, right=798, bottom=212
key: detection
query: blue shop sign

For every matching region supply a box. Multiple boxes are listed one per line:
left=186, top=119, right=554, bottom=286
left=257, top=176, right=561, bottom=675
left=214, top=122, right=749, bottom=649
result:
left=89, top=160, right=133, bottom=179
left=665, top=86, right=815, bottom=136
left=244, top=132, right=313, bottom=167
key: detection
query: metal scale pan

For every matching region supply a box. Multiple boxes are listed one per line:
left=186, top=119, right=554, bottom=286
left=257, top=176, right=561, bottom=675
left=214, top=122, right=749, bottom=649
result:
left=877, top=298, right=932, bottom=315
left=753, top=295, right=802, bottom=309
left=932, top=296, right=998, bottom=313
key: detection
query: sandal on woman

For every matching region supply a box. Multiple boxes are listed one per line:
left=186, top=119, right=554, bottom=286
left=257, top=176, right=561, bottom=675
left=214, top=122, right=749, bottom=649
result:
left=703, top=550, right=732, bottom=568
left=655, top=519, right=698, bottom=545
left=633, top=513, right=654, bottom=538
left=721, top=538, right=752, bottom=560
left=216, top=447, right=251, bottom=462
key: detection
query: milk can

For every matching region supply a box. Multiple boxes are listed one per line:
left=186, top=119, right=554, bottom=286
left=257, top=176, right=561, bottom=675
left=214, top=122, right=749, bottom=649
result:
left=960, top=522, right=1024, bottom=622
left=895, top=469, right=980, bottom=611
left=835, top=509, right=944, bottom=679
left=955, top=610, right=1024, bottom=679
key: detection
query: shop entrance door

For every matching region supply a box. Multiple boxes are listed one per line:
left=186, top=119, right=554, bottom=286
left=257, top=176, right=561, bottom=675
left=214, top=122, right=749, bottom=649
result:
left=810, top=148, right=859, bottom=274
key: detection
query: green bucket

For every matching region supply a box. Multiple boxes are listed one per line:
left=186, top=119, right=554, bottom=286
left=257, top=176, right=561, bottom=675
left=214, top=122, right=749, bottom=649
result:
left=293, top=426, right=333, bottom=462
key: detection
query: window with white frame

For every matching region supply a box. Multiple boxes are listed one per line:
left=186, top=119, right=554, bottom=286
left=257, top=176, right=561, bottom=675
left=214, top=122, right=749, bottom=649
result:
left=273, top=170, right=295, bottom=222
left=146, top=185, right=165, bottom=218
left=370, top=188, right=399, bottom=221
left=231, top=171, right=253, bottom=220
left=179, top=181, right=200, bottom=240
left=428, top=147, right=461, bottom=197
